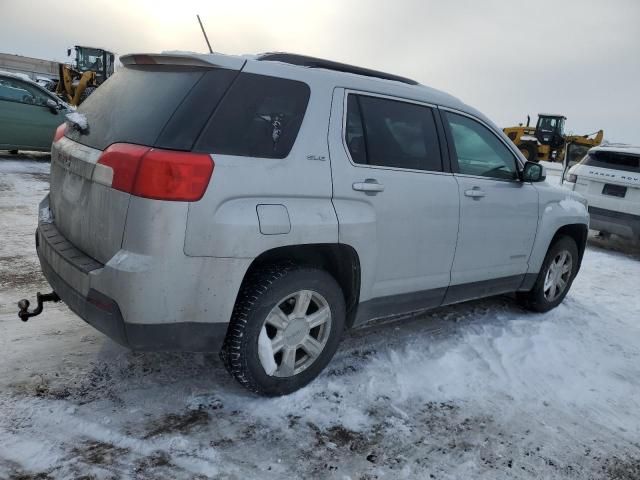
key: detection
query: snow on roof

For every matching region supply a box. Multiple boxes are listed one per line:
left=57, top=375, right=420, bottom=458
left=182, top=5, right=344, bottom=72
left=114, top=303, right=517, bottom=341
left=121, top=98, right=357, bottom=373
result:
left=538, top=113, right=566, bottom=118
left=0, top=69, right=32, bottom=82
left=590, top=144, right=640, bottom=156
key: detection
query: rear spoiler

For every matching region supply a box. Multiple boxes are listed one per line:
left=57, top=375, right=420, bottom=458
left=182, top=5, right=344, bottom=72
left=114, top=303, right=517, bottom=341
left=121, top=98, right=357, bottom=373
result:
left=120, top=52, right=246, bottom=71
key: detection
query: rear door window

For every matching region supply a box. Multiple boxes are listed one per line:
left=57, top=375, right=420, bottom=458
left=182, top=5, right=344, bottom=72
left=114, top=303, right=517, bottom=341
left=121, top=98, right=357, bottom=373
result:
left=0, top=77, right=50, bottom=106
left=0, top=78, right=31, bottom=103
left=345, top=93, right=443, bottom=172
left=195, top=73, right=310, bottom=159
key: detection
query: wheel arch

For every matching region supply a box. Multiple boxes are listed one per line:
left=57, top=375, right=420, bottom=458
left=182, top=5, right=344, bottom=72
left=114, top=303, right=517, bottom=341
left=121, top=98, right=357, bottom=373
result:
left=241, top=243, right=362, bottom=328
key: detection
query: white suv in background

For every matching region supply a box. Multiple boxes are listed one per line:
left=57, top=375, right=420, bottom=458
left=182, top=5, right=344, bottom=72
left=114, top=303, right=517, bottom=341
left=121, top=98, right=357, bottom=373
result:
left=563, top=145, right=640, bottom=240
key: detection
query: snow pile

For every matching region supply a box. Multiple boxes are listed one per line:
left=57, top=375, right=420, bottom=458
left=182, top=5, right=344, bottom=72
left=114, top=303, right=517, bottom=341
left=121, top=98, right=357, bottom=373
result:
left=65, top=111, right=88, bottom=131
left=1, top=158, right=640, bottom=479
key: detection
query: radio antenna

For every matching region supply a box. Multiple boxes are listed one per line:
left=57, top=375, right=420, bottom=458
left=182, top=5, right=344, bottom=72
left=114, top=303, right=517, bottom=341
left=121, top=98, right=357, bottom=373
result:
left=197, top=14, right=213, bottom=53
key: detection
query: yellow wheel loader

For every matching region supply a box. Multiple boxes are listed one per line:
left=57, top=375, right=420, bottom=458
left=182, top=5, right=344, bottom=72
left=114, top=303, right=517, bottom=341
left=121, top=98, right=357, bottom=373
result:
left=504, top=114, right=603, bottom=164
left=56, top=46, right=115, bottom=106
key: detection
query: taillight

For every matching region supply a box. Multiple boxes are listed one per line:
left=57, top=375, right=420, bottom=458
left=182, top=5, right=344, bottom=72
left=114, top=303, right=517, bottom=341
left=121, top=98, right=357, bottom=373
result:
left=95, top=143, right=213, bottom=202
left=53, top=123, right=67, bottom=143
left=96, top=143, right=150, bottom=192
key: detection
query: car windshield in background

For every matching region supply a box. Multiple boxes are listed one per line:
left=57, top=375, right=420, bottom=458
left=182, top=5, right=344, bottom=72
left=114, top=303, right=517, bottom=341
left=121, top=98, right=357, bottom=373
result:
left=0, top=76, right=53, bottom=106
left=581, top=151, right=640, bottom=173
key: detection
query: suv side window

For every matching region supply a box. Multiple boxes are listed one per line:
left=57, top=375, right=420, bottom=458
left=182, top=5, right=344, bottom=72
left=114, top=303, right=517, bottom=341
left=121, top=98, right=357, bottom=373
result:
left=196, top=73, right=310, bottom=159
left=445, top=111, right=518, bottom=180
left=346, top=93, right=443, bottom=172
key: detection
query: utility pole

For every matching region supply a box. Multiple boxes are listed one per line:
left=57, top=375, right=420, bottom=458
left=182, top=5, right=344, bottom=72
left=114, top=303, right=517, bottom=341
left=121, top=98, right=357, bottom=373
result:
left=197, top=14, right=213, bottom=53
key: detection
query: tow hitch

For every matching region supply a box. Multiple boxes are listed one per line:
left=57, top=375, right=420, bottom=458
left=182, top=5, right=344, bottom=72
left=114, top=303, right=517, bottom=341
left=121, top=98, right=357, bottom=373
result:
left=17, top=292, right=61, bottom=322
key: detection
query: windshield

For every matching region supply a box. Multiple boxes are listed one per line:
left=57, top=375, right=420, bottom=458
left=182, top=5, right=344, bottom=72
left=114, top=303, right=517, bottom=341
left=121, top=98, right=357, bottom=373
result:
left=538, top=117, right=560, bottom=132
left=76, top=48, right=104, bottom=72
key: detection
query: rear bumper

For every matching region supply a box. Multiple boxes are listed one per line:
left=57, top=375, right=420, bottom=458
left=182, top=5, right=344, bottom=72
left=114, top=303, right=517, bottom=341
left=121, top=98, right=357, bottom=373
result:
left=588, top=206, right=640, bottom=239
left=36, top=199, right=232, bottom=352
left=39, top=250, right=229, bottom=351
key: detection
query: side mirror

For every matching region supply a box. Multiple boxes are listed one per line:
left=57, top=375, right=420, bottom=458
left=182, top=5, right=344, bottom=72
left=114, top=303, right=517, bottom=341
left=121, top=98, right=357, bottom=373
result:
left=522, top=161, right=546, bottom=182
left=46, top=99, right=60, bottom=114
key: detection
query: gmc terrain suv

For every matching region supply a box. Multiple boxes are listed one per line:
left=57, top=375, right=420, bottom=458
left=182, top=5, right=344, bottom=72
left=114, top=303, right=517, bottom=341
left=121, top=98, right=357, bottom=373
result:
left=25, top=52, right=589, bottom=395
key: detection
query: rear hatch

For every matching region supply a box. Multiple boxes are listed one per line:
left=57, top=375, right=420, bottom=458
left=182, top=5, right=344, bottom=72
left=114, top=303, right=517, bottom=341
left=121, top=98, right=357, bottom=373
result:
left=49, top=55, right=242, bottom=264
left=572, top=149, right=640, bottom=215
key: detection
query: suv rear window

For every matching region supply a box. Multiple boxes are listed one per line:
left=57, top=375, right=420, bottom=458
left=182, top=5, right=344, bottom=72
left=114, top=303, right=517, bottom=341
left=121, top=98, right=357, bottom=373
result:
left=66, top=65, right=238, bottom=151
left=195, top=73, right=310, bottom=159
left=581, top=151, right=640, bottom=173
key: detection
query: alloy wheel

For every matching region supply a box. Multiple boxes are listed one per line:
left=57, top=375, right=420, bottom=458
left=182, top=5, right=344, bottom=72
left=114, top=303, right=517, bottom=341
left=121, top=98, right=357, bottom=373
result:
left=543, top=250, right=573, bottom=302
left=258, top=290, right=332, bottom=377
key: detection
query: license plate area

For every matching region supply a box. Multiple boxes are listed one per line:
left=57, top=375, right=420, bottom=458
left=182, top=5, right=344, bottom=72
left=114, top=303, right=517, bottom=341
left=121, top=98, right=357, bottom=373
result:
left=602, top=183, right=627, bottom=198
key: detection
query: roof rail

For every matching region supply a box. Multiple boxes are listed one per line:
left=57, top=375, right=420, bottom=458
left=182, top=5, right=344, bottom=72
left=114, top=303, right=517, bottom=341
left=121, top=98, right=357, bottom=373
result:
left=257, top=52, right=419, bottom=86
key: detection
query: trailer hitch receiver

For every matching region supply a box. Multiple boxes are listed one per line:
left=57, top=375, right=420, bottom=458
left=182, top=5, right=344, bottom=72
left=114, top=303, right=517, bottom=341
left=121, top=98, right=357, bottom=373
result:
left=18, top=292, right=61, bottom=322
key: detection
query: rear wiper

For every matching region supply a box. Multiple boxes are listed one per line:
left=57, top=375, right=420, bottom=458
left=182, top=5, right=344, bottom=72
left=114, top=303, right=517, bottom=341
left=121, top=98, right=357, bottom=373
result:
left=65, top=111, right=89, bottom=134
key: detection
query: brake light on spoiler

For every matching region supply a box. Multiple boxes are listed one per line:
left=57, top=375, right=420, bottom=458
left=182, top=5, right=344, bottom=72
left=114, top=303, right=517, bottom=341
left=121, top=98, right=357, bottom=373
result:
left=94, top=143, right=214, bottom=202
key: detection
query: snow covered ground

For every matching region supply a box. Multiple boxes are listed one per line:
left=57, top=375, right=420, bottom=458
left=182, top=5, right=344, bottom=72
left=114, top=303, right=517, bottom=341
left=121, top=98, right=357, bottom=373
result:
left=1, top=156, right=640, bottom=479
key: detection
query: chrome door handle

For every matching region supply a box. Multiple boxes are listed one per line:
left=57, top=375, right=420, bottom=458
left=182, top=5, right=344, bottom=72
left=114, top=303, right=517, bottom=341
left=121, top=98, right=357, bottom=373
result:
left=464, top=187, right=486, bottom=199
left=353, top=179, right=385, bottom=194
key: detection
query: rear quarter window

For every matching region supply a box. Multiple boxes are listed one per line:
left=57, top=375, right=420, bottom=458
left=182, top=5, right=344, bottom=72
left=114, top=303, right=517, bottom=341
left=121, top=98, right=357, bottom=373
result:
left=195, top=73, right=310, bottom=159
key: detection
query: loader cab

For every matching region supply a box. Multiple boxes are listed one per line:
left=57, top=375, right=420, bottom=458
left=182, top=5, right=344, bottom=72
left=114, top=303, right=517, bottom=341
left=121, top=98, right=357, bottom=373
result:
left=68, top=46, right=115, bottom=85
left=535, top=114, right=566, bottom=148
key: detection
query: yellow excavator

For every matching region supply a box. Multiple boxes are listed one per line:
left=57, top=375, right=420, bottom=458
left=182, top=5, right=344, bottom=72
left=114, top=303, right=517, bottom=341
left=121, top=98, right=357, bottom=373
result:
left=56, top=46, right=115, bottom=106
left=504, top=114, right=603, bottom=164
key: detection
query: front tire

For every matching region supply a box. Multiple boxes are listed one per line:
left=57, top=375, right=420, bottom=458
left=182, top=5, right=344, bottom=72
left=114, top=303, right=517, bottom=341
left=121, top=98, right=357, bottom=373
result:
left=221, top=265, right=346, bottom=396
left=518, top=236, right=579, bottom=312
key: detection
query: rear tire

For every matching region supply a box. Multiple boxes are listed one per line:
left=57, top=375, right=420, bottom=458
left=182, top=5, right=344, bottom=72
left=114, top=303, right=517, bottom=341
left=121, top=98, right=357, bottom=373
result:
left=519, top=143, right=538, bottom=162
left=518, top=236, right=579, bottom=312
left=221, top=264, right=345, bottom=396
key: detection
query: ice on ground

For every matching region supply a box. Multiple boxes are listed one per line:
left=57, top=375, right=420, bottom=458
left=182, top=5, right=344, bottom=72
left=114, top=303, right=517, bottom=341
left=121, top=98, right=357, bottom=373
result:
left=1, top=157, right=640, bottom=479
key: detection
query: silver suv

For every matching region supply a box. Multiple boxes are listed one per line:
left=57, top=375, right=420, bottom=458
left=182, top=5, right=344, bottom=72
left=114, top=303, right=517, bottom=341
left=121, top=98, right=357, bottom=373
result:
left=25, top=52, right=589, bottom=396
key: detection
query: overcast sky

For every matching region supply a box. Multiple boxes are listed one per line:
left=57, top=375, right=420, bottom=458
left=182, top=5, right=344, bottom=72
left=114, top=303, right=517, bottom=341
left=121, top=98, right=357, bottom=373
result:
left=2, top=0, right=639, bottom=144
